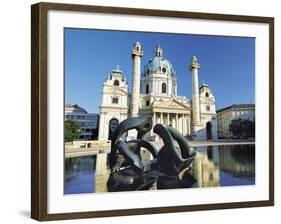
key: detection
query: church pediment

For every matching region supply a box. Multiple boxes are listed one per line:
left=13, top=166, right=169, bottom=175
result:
left=104, top=87, right=128, bottom=95
left=152, top=98, right=190, bottom=110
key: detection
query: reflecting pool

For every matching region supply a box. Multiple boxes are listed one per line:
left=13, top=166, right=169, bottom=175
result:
left=64, top=156, right=96, bottom=194
left=64, top=144, right=255, bottom=194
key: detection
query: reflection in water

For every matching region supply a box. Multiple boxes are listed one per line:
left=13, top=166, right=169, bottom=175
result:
left=64, top=156, right=96, bottom=194
left=219, top=144, right=255, bottom=186
left=64, top=144, right=255, bottom=194
left=106, top=168, right=197, bottom=192
left=192, top=146, right=220, bottom=187
left=192, top=145, right=255, bottom=188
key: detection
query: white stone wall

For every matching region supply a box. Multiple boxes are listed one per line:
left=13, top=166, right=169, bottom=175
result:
left=140, top=73, right=177, bottom=97
left=98, top=112, right=127, bottom=140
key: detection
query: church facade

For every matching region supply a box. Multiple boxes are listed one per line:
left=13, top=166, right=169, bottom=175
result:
left=98, top=41, right=218, bottom=141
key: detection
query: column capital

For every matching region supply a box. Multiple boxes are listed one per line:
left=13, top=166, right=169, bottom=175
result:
left=132, top=49, right=143, bottom=58
left=189, top=55, right=200, bottom=71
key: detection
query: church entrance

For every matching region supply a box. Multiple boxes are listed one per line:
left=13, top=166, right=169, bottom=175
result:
left=206, top=122, right=212, bottom=140
left=108, top=118, right=119, bottom=140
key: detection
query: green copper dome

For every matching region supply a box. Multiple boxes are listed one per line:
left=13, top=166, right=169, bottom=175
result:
left=142, top=43, right=176, bottom=77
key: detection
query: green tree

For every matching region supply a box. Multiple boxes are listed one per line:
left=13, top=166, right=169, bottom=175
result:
left=242, top=119, right=255, bottom=138
left=65, top=120, right=81, bottom=142
left=229, top=118, right=255, bottom=139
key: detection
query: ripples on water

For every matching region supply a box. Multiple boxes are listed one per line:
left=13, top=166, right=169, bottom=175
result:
left=64, top=144, right=255, bottom=194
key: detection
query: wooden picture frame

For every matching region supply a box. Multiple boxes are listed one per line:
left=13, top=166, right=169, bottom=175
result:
left=31, top=2, right=274, bottom=221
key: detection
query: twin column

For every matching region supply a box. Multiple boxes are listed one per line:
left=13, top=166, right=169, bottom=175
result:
left=130, top=41, right=143, bottom=117
left=189, top=56, right=201, bottom=128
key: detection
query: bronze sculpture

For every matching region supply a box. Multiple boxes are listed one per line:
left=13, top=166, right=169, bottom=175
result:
left=107, top=117, right=196, bottom=191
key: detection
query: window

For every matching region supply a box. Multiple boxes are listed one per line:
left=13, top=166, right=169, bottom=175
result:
left=206, top=105, right=210, bottom=111
left=136, top=46, right=139, bottom=51
left=146, top=100, right=150, bottom=106
left=162, top=67, right=166, bottom=73
left=205, top=92, right=209, bottom=97
left=112, top=97, right=118, bottom=104
left=146, top=84, right=149, bottom=94
left=113, top=80, right=119, bottom=86
left=162, top=83, right=167, bottom=93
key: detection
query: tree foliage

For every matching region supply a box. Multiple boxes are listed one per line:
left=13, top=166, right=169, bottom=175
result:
left=229, top=118, right=255, bottom=139
left=65, top=120, right=81, bottom=142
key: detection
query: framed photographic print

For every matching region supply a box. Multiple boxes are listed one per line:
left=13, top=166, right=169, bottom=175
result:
left=31, top=2, right=274, bottom=221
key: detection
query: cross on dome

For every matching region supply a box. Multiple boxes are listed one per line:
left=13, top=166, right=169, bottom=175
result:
left=202, top=80, right=209, bottom=87
left=157, top=40, right=161, bottom=47
left=155, top=41, right=163, bottom=57
left=112, top=64, right=123, bottom=74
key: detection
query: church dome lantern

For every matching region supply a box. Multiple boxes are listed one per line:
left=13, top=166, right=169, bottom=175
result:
left=155, top=41, right=163, bottom=57
left=142, top=42, right=176, bottom=77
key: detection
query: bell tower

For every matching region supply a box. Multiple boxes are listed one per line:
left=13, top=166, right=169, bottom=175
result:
left=199, top=81, right=218, bottom=139
left=98, top=66, right=128, bottom=140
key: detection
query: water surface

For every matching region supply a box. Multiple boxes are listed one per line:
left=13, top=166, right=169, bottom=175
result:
left=64, top=144, right=255, bottom=194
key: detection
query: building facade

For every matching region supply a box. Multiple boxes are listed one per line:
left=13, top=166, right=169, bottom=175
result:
left=98, top=42, right=218, bottom=141
left=216, top=104, right=255, bottom=138
left=65, top=104, right=99, bottom=140
left=98, top=66, right=128, bottom=140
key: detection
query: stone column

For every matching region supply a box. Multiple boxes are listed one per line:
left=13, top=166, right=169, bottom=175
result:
left=172, top=114, right=176, bottom=128
left=176, top=113, right=178, bottom=130
left=184, top=115, right=187, bottom=135
left=182, top=114, right=185, bottom=135
left=184, top=115, right=186, bottom=134
left=179, top=114, right=182, bottom=134
left=187, top=115, right=191, bottom=135
left=130, top=41, right=143, bottom=117
left=189, top=56, right=201, bottom=127
left=167, top=113, right=170, bottom=126
left=157, top=113, right=160, bottom=123
left=177, top=114, right=180, bottom=133
left=160, top=113, right=163, bottom=124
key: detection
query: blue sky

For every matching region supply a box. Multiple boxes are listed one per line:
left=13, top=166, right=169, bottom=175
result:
left=65, top=28, right=255, bottom=113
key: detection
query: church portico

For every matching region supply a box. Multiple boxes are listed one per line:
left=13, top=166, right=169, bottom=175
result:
left=150, top=110, right=191, bottom=136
